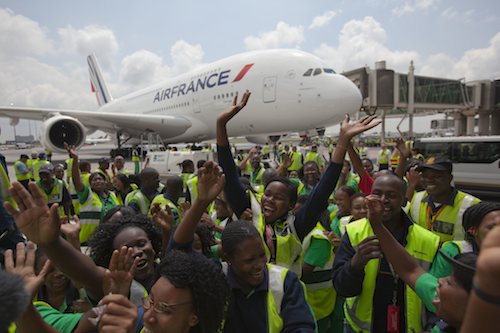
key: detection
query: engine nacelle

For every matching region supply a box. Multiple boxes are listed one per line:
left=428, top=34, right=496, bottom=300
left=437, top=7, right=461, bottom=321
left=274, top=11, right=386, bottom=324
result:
left=39, top=116, right=86, bottom=153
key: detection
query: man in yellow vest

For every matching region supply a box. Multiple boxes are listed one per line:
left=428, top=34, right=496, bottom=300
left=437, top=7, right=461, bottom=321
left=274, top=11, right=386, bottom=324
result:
left=332, top=173, right=440, bottom=333
left=35, top=165, right=72, bottom=217
left=408, top=156, right=480, bottom=242
left=14, top=154, right=31, bottom=189
left=305, top=144, right=324, bottom=170
left=125, top=167, right=161, bottom=215
left=32, top=152, right=51, bottom=182
left=26, top=151, right=38, bottom=181
left=356, top=141, right=368, bottom=159
left=377, top=144, right=390, bottom=170
left=287, top=145, right=303, bottom=173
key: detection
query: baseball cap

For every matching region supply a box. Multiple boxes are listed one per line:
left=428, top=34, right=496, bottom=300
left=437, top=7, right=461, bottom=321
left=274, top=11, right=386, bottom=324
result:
left=439, top=251, right=477, bottom=292
left=38, top=165, right=53, bottom=174
left=417, top=156, right=453, bottom=173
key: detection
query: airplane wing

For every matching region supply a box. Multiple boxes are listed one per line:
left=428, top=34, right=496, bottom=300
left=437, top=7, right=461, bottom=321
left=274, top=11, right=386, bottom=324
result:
left=0, top=106, right=192, bottom=138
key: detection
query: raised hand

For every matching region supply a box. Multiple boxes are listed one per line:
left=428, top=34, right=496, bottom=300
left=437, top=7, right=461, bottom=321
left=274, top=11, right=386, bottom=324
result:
left=102, top=246, right=139, bottom=297
left=351, top=236, right=382, bottom=270
left=98, top=294, right=138, bottom=333
left=395, top=138, right=411, bottom=159
left=339, top=114, right=381, bottom=142
left=5, top=182, right=61, bottom=246
left=323, top=230, right=341, bottom=249
left=4, top=241, right=51, bottom=298
left=366, top=194, right=384, bottom=228
left=151, top=203, right=174, bottom=232
left=217, top=90, right=251, bottom=125
left=64, top=142, right=78, bottom=159
left=281, top=152, right=293, bottom=169
left=240, top=208, right=253, bottom=221
left=196, top=161, right=225, bottom=203
left=406, top=166, right=421, bottom=188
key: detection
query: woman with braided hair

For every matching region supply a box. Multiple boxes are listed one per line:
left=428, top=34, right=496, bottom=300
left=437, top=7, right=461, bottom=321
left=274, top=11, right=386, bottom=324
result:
left=429, top=201, right=500, bottom=278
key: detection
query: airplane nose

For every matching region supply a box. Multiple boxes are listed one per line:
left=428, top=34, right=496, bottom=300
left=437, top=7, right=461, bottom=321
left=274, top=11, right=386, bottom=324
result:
left=335, top=75, right=363, bottom=115
left=318, top=74, right=362, bottom=125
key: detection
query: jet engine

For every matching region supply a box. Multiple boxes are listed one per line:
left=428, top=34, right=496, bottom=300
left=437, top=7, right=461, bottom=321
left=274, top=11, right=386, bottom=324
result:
left=39, top=116, right=86, bottom=153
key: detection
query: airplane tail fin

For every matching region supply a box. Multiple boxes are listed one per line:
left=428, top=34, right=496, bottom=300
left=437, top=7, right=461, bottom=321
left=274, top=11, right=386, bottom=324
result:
left=87, top=54, right=113, bottom=106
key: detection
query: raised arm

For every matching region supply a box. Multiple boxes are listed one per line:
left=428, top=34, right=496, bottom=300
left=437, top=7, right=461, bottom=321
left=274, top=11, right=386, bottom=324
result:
left=365, top=195, right=424, bottom=289
left=216, top=91, right=252, bottom=217
left=295, top=115, right=381, bottom=240
left=394, top=138, right=411, bottom=179
left=5, top=182, right=106, bottom=300
left=173, top=161, right=225, bottom=245
left=347, top=142, right=366, bottom=179
left=65, top=143, right=84, bottom=193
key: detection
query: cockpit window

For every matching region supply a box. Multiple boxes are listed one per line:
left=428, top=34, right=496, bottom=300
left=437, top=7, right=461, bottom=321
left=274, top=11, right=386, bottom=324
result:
left=303, top=68, right=313, bottom=77
left=323, top=68, right=336, bottom=74
left=313, top=68, right=322, bottom=76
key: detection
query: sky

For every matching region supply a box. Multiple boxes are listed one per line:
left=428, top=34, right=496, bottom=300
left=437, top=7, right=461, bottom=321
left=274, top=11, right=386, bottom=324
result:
left=0, top=0, right=499, bottom=142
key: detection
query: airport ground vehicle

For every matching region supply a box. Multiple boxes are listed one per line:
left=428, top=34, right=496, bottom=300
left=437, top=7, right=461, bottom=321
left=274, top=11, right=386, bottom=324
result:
left=414, top=136, right=500, bottom=199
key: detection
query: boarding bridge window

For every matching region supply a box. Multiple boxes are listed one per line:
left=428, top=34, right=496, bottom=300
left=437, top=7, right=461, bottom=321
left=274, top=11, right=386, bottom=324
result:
left=303, top=68, right=313, bottom=77
left=323, top=68, right=335, bottom=74
left=313, top=68, right=322, bottom=76
left=452, top=142, right=500, bottom=163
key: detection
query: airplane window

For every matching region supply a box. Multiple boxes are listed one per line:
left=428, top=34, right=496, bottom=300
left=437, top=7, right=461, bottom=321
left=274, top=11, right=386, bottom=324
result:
left=323, top=68, right=336, bottom=74
left=231, top=92, right=234, bottom=97
left=313, top=68, right=322, bottom=76
left=303, top=68, right=313, bottom=77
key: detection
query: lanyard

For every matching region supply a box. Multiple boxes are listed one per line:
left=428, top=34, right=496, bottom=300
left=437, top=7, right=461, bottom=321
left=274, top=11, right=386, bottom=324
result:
left=388, top=262, right=399, bottom=305
left=426, top=205, right=446, bottom=230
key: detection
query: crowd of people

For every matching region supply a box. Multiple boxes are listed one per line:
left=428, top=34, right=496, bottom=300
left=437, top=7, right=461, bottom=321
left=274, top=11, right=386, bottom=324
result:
left=1, top=90, right=500, bottom=333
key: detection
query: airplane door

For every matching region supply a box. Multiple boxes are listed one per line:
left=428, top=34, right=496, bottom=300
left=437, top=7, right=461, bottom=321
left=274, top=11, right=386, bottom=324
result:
left=192, top=96, right=201, bottom=113
left=263, top=76, right=277, bottom=103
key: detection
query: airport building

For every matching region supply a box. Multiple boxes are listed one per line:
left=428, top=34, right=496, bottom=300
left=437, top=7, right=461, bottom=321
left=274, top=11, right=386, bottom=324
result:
left=343, top=61, right=500, bottom=139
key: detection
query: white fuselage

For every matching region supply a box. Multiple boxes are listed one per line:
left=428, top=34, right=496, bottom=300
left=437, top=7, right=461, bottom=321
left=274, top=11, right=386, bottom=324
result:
left=98, top=49, right=362, bottom=143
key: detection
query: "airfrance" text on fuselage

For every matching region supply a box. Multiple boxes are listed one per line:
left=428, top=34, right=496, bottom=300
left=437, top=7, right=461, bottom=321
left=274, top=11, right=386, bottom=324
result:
left=153, top=70, right=231, bottom=103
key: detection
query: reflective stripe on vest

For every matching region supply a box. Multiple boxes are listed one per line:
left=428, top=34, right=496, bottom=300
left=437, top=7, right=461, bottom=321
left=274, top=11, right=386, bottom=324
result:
left=344, top=218, right=439, bottom=333
left=302, top=223, right=336, bottom=320
left=187, top=176, right=198, bottom=202
left=249, top=192, right=303, bottom=277
left=37, top=179, right=64, bottom=204
left=125, top=190, right=153, bottom=215
left=79, top=190, right=119, bottom=243
left=410, top=191, right=479, bottom=242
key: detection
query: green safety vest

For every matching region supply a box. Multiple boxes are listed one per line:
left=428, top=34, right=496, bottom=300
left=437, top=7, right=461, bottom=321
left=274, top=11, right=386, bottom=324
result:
left=79, top=189, right=119, bottom=243
left=249, top=192, right=303, bottom=276
left=36, top=179, right=64, bottom=204
left=344, top=218, right=439, bottom=333
left=409, top=190, right=480, bottom=242
left=338, top=215, right=353, bottom=237
left=357, top=147, right=368, bottom=159
left=250, top=167, right=264, bottom=187
left=377, top=149, right=390, bottom=164
left=14, top=160, right=31, bottom=181
left=32, top=160, right=51, bottom=182
left=149, top=195, right=182, bottom=225
left=186, top=176, right=198, bottom=203
left=0, top=163, right=15, bottom=208
left=443, top=240, right=474, bottom=254
left=65, top=158, right=73, bottom=183
left=125, top=189, right=159, bottom=215
left=26, top=158, right=36, bottom=179
left=305, top=151, right=322, bottom=166
left=288, top=151, right=303, bottom=171
left=302, top=223, right=336, bottom=320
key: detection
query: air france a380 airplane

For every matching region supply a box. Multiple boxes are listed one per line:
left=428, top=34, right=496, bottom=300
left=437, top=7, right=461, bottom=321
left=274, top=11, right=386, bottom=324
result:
left=0, top=49, right=361, bottom=153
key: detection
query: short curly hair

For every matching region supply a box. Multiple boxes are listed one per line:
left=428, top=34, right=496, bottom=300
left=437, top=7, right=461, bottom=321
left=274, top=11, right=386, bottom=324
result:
left=156, top=250, right=230, bottom=333
left=88, top=214, right=162, bottom=268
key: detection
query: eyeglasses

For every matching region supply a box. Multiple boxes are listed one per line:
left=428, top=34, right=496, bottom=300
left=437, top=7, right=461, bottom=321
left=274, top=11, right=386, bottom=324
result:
left=142, top=295, right=192, bottom=314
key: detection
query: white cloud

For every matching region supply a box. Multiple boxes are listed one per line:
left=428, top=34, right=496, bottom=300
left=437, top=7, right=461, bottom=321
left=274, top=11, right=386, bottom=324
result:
left=244, top=21, right=304, bottom=50
left=309, top=10, right=338, bottom=29
left=58, top=25, right=119, bottom=68
left=392, top=0, right=438, bottom=16
left=441, top=7, right=474, bottom=23
left=420, top=32, right=500, bottom=80
left=313, top=16, right=420, bottom=73
left=169, top=40, right=204, bottom=75
left=0, top=8, right=54, bottom=58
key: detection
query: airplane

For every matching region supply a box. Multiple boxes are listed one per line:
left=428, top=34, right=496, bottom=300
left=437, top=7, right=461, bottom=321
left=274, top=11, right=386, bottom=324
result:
left=0, top=49, right=362, bottom=153
left=85, top=134, right=111, bottom=145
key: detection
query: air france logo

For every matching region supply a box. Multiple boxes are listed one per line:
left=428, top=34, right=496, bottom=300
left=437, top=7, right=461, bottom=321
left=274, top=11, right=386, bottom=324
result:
left=153, top=64, right=254, bottom=103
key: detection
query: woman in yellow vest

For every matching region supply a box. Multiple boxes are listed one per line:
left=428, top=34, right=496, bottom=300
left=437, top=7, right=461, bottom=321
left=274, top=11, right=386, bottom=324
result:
left=66, top=144, right=119, bottom=243
left=170, top=162, right=316, bottom=333
left=217, top=91, right=381, bottom=277
left=112, top=173, right=138, bottom=205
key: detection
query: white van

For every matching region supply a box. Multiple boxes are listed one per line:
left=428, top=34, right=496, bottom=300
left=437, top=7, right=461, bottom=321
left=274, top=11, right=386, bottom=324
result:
left=146, top=150, right=216, bottom=177
left=414, top=136, right=500, bottom=199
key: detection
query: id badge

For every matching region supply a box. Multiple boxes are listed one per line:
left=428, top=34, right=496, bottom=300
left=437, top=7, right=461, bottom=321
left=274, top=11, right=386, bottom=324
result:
left=387, top=304, right=400, bottom=332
